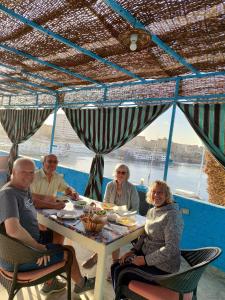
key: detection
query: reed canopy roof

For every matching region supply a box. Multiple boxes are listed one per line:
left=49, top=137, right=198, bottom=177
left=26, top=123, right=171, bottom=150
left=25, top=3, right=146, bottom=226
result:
left=0, top=0, right=224, bottom=106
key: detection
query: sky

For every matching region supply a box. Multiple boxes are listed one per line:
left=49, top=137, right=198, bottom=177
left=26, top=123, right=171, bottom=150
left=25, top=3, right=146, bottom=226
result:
left=45, top=107, right=203, bottom=146
left=140, top=107, right=203, bottom=146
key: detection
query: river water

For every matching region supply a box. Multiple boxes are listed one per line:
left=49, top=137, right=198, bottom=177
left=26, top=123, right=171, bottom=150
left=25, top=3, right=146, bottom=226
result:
left=60, top=153, right=208, bottom=201
left=0, top=148, right=208, bottom=201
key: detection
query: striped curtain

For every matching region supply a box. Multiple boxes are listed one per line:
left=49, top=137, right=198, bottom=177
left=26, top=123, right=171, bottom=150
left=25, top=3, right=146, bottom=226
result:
left=64, top=104, right=171, bottom=200
left=0, top=108, right=53, bottom=174
left=178, top=103, right=225, bottom=167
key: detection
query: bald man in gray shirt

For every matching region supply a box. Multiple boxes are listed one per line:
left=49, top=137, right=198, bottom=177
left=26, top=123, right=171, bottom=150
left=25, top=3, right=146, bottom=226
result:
left=0, top=158, right=95, bottom=295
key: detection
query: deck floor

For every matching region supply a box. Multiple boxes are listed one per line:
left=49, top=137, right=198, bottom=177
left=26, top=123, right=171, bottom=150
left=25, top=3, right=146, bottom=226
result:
left=1, top=240, right=225, bottom=300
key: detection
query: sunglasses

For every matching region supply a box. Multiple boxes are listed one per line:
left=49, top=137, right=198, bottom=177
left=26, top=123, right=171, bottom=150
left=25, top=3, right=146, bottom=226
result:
left=46, top=160, right=58, bottom=164
left=117, top=170, right=126, bottom=175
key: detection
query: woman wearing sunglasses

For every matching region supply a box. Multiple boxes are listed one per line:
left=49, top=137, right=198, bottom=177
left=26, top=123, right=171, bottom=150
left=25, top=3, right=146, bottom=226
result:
left=82, top=163, right=139, bottom=271
left=104, top=163, right=139, bottom=212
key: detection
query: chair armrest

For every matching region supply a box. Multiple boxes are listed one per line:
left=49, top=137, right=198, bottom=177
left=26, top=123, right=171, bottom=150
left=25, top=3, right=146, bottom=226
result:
left=117, top=266, right=161, bottom=286
left=116, top=266, right=205, bottom=294
left=15, top=241, right=69, bottom=262
left=0, top=234, right=66, bottom=265
left=23, top=243, right=64, bottom=256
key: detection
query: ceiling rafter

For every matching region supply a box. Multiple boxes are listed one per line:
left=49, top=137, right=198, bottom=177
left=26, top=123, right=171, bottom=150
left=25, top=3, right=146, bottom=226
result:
left=0, top=3, right=145, bottom=83
left=0, top=44, right=103, bottom=86
left=0, top=62, right=65, bottom=87
left=0, top=64, right=94, bottom=94
left=0, top=72, right=56, bottom=94
left=0, top=81, right=38, bottom=94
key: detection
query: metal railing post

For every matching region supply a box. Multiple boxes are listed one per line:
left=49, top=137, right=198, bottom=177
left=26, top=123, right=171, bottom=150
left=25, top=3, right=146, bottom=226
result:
left=163, top=79, right=180, bottom=181
left=49, top=96, right=58, bottom=154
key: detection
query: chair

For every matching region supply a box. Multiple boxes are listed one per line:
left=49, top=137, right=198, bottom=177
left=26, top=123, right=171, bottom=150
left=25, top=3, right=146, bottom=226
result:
left=138, top=190, right=153, bottom=216
left=0, top=155, right=9, bottom=188
left=0, top=233, right=73, bottom=300
left=0, top=156, right=8, bottom=170
left=115, top=247, right=222, bottom=300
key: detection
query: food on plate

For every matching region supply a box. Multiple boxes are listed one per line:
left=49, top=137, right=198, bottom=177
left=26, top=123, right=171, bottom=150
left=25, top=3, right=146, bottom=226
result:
left=83, top=202, right=101, bottom=213
left=92, top=209, right=107, bottom=222
left=102, top=203, right=115, bottom=210
left=74, top=200, right=87, bottom=208
left=95, top=209, right=107, bottom=216
left=76, top=200, right=87, bottom=206
left=117, top=216, right=136, bottom=227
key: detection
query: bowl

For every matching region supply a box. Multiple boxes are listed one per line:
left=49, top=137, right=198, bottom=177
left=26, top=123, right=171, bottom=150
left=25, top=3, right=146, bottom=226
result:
left=74, top=200, right=87, bottom=209
left=107, top=213, right=119, bottom=223
left=92, top=209, right=107, bottom=222
left=92, top=214, right=107, bottom=223
left=83, top=204, right=102, bottom=214
left=94, top=209, right=107, bottom=216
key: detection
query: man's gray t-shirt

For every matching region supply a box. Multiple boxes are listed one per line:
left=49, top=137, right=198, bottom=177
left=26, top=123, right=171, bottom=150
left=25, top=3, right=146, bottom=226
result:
left=0, top=184, right=40, bottom=241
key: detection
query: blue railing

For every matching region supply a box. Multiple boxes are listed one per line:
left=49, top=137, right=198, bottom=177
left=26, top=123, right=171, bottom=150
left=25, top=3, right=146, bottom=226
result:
left=174, top=195, right=225, bottom=272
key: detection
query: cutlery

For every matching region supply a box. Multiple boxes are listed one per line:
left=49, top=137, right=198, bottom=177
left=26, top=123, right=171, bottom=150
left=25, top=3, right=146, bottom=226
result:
left=72, top=219, right=81, bottom=226
left=104, top=226, right=121, bottom=235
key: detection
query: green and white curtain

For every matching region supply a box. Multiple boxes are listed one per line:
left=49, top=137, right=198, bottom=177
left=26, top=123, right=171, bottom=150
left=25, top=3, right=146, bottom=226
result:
left=178, top=103, right=225, bottom=167
left=64, top=104, right=171, bottom=201
left=0, top=108, right=53, bottom=174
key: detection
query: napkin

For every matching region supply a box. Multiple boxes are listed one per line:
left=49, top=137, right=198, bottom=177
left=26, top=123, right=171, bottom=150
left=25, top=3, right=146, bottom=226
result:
left=105, top=223, right=129, bottom=235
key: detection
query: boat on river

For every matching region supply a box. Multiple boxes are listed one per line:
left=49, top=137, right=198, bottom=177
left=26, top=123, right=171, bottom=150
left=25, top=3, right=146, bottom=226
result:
left=127, top=148, right=171, bottom=163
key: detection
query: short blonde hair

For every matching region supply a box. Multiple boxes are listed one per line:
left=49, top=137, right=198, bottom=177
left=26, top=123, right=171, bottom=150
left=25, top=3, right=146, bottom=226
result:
left=113, top=163, right=130, bottom=180
left=146, top=180, right=173, bottom=204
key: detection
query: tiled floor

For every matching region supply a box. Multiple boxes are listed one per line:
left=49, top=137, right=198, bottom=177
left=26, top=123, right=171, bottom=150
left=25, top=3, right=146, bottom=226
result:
left=1, top=240, right=225, bottom=300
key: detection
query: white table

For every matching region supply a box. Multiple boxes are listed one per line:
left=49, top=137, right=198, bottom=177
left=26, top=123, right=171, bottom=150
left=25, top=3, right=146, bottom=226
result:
left=37, top=197, right=145, bottom=300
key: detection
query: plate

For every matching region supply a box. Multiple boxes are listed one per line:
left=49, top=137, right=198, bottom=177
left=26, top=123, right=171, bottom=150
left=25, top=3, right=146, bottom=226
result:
left=116, top=217, right=137, bottom=227
left=102, top=203, right=115, bottom=210
left=56, top=196, right=70, bottom=203
left=57, top=210, right=78, bottom=220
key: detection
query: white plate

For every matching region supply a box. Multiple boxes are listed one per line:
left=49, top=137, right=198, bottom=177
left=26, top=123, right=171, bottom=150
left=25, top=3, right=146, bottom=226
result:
left=117, top=220, right=137, bottom=227
left=116, top=216, right=137, bottom=227
left=56, top=196, right=70, bottom=202
left=57, top=210, right=79, bottom=220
